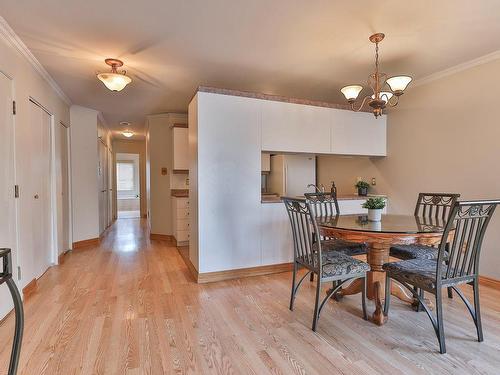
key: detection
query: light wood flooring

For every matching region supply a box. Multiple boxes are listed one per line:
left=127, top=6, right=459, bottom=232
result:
left=1, top=218, right=500, bottom=374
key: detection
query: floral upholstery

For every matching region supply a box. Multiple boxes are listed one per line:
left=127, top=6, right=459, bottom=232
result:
left=383, top=259, right=474, bottom=292
left=389, top=244, right=441, bottom=260
left=314, top=238, right=367, bottom=256
left=322, top=252, right=370, bottom=278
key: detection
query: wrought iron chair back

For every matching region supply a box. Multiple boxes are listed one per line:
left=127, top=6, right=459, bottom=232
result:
left=303, top=192, right=340, bottom=219
left=436, top=200, right=499, bottom=285
left=282, top=197, right=321, bottom=273
left=414, top=193, right=460, bottom=220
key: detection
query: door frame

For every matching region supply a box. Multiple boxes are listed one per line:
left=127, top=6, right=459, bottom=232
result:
left=58, top=120, right=72, bottom=259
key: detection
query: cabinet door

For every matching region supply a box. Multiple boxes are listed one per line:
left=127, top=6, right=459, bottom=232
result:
left=261, top=203, right=293, bottom=265
left=173, top=127, right=189, bottom=170
left=261, top=101, right=331, bottom=153
left=331, top=110, right=386, bottom=156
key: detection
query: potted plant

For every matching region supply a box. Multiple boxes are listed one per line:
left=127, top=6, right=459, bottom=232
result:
left=362, top=197, right=386, bottom=222
left=355, top=180, right=370, bottom=196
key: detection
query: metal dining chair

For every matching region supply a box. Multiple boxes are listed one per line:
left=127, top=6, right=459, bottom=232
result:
left=283, top=197, right=369, bottom=331
left=1, top=248, right=24, bottom=375
left=383, top=199, right=500, bottom=354
left=304, top=192, right=367, bottom=284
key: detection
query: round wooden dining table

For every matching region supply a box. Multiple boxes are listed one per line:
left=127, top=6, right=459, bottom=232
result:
left=317, top=214, right=449, bottom=326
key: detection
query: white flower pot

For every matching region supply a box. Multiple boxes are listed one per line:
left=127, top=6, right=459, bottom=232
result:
left=368, top=208, right=382, bottom=222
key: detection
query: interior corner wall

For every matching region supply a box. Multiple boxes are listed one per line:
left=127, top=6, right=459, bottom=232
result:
left=70, top=105, right=99, bottom=243
left=373, top=58, right=500, bottom=279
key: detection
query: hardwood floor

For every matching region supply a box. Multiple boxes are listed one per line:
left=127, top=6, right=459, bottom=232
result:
left=1, top=218, right=500, bottom=374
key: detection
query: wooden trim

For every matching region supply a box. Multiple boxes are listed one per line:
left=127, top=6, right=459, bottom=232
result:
left=58, top=250, right=69, bottom=265
left=172, top=169, right=189, bottom=174
left=22, top=278, right=37, bottom=299
left=176, top=246, right=198, bottom=281
left=72, top=238, right=100, bottom=249
left=171, top=189, right=189, bottom=198
left=150, top=233, right=175, bottom=242
left=142, top=213, right=148, bottom=218
left=479, top=275, right=500, bottom=289
left=196, top=86, right=370, bottom=112
left=197, top=263, right=293, bottom=284
left=173, top=123, right=188, bottom=128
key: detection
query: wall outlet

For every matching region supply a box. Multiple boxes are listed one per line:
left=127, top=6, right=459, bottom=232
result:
left=371, top=177, right=376, bottom=186
left=161, top=167, right=168, bottom=175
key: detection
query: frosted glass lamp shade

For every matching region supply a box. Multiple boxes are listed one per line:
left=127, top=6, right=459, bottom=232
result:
left=386, top=76, right=412, bottom=93
left=372, top=91, right=393, bottom=103
left=97, top=72, right=132, bottom=91
left=122, top=130, right=134, bottom=138
left=340, top=85, right=363, bottom=101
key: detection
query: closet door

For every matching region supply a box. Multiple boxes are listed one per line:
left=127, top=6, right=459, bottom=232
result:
left=17, top=100, right=52, bottom=287
left=56, top=122, right=70, bottom=255
left=0, top=72, right=17, bottom=319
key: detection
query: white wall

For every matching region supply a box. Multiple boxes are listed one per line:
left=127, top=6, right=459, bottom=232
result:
left=0, top=18, right=70, bottom=319
left=70, top=105, right=100, bottom=242
left=146, top=113, right=187, bottom=236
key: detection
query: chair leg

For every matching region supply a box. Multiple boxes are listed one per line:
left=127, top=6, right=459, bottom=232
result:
left=447, top=287, right=453, bottom=299
left=361, top=276, right=368, bottom=320
left=312, top=278, right=322, bottom=331
left=310, top=272, right=314, bottom=282
left=416, top=288, right=425, bottom=312
left=6, top=278, right=24, bottom=375
left=473, top=279, right=484, bottom=342
left=289, top=262, right=297, bottom=311
left=435, top=288, right=446, bottom=354
left=383, top=273, right=391, bottom=316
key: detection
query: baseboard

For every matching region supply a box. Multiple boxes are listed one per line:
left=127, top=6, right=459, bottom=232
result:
left=72, top=238, right=100, bottom=249
left=176, top=246, right=198, bottom=282
left=150, top=233, right=175, bottom=242
left=58, top=250, right=70, bottom=265
left=479, top=275, right=500, bottom=289
left=197, top=262, right=293, bottom=284
left=22, top=278, right=37, bottom=299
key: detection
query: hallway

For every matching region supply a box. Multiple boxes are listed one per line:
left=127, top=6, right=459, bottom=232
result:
left=1, top=219, right=500, bottom=374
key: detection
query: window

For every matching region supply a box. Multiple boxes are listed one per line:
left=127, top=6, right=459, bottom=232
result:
left=117, top=161, right=135, bottom=191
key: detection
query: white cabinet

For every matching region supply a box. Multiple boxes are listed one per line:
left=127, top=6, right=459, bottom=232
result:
left=261, top=101, right=331, bottom=154
left=261, top=203, right=293, bottom=265
left=173, top=127, right=189, bottom=170
left=261, top=152, right=271, bottom=172
left=172, top=197, right=190, bottom=245
left=331, top=110, right=386, bottom=156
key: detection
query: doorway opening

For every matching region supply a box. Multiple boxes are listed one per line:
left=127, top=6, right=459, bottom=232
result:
left=116, top=153, right=140, bottom=219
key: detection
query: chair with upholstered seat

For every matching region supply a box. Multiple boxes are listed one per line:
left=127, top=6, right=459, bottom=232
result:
left=389, top=193, right=460, bottom=261
left=383, top=199, right=500, bottom=354
left=283, top=197, right=369, bottom=331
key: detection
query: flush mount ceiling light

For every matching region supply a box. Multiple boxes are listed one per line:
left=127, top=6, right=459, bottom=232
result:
left=97, top=58, right=132, bottom=91
left=122, top=130, right=134, bottom=138
left=340, top=33, right=412, bottom=118
left=119, top=121, right=131, bottom=126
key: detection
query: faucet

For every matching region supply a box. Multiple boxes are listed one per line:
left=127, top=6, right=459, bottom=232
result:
left=307, top=184, right=323, bottom=193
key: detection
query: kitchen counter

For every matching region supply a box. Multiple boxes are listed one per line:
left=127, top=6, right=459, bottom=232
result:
left=171, top=189, right=189, bottom=198
left=261, top=194, right=387, bottom=204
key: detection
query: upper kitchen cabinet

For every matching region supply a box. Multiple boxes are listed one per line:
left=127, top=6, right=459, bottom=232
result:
left=173, top=125, right=189, bottom=171
left=331, top=110, right=387, bottom=156
left=261, top=101, right=331, bottom=154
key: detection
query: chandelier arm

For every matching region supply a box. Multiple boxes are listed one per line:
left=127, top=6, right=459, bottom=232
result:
left=387, top=95, right=400, bottom=107
left=351, top=96, right=371, bottom=112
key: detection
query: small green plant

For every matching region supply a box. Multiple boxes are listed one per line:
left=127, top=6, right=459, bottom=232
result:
left=362, top=197, right=386, bottom=210
left=355, top=180, right=370, bottom=190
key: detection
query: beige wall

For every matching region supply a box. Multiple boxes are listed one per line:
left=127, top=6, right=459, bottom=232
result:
left=317, top=155, right=388, bottom=196
left=113, top=140, right=147, bottom=218
left=146, top=113, right=187, bottom=235
left=321, top=58, right=500, bottom=279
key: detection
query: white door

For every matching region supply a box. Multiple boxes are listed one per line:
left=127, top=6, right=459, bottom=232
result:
left=107, top=148, right=113, bottom=224
left=0, top=72, right=17, bottom=319
left=97, top=140, right=108, bottom=234
left=56, top=122, right=70, bottom=255
left=17, top=100, right=52, bottom=287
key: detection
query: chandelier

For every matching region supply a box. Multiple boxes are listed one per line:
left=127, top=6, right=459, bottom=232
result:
left=97, top=58, right=132, bottom=92
left=340, top=33, right=412, bottom=118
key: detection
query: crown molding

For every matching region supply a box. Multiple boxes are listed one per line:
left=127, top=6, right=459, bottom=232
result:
left=413, top=50, right=500, bottom=88
left=0, top=16, right=72, bottom=106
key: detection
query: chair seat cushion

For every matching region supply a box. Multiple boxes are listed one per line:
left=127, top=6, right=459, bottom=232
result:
left=389, top=244, right=440, bottom=260
left=383, top=259, right=473, bottom=292
left=315, top=238, right=367, bottom=256
left=321, top=252, right=370, bottom=278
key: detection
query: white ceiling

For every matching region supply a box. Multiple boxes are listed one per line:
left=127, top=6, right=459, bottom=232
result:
left=2, top=0, right=500, bottom=138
